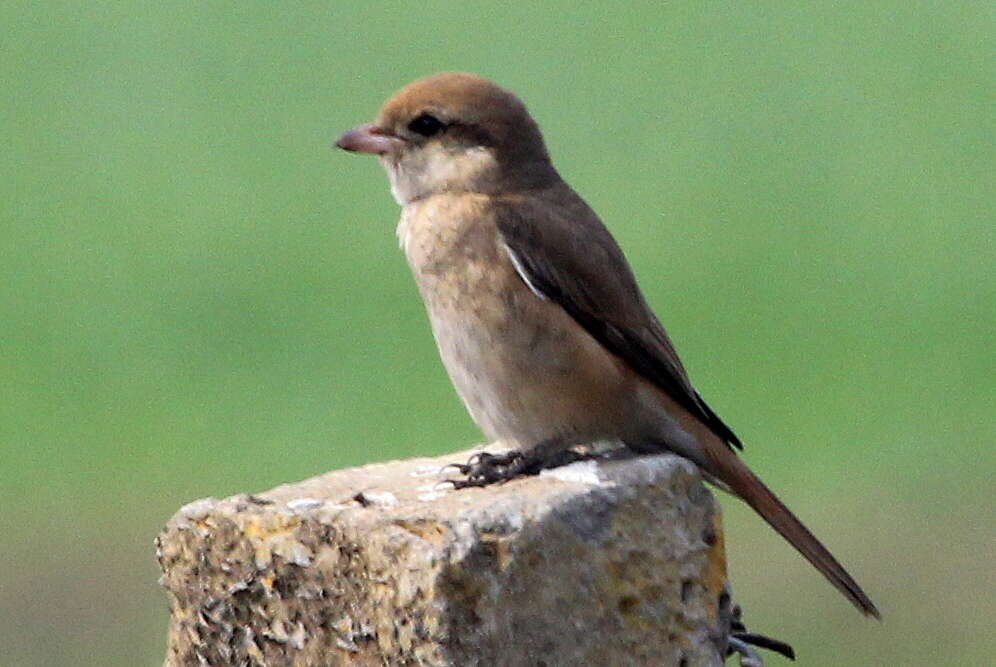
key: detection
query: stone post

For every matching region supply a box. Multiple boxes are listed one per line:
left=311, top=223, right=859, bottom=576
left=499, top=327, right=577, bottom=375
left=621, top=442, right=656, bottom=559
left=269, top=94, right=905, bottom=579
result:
left=158, top=447, right=732, bottom=666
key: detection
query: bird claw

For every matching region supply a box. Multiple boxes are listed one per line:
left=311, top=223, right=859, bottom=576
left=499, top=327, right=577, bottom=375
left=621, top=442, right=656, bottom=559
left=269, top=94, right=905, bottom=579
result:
left=725, top=604, right=795, bottom=664
left=440, top=450, right=528, bottom=488
left=441, top=476, right=492, bottom=490
left=728, top=637, right=766, bottom=667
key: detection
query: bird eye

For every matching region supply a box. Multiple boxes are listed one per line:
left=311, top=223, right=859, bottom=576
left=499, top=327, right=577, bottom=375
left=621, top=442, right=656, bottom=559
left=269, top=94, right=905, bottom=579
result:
left=407, top=113, right=446, bottom=137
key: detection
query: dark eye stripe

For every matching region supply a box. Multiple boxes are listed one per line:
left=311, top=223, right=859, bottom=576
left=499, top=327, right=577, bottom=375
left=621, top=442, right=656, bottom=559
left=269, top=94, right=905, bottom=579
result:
left=408, top=113, right=445, bottom=137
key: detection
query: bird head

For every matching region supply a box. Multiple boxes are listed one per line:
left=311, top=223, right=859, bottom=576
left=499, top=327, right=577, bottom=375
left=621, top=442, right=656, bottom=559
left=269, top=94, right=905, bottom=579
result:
left=336, top=73, right=557, bottom=204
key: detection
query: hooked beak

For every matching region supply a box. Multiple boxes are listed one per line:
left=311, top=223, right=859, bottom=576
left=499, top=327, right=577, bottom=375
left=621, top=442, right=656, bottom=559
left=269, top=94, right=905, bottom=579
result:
left=335, top=124, right=404, bottom=155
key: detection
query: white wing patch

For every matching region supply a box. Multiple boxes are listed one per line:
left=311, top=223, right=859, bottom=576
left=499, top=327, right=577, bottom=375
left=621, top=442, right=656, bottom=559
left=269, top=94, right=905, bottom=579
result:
left=503, top=242, right=550, bottom=301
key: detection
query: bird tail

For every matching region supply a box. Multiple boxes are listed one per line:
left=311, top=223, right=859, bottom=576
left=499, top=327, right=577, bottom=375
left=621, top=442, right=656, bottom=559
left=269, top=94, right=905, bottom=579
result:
left=705, top=449, right=881, bottom=619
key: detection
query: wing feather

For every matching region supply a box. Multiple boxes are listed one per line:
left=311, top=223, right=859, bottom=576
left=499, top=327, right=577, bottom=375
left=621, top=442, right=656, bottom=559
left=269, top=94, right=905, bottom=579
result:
left=496, top=194, right=742, bottom=450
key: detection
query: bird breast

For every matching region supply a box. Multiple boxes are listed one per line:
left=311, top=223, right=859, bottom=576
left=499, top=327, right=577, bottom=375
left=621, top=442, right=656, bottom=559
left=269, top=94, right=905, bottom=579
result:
left=397, top=194, right=635, bottom=447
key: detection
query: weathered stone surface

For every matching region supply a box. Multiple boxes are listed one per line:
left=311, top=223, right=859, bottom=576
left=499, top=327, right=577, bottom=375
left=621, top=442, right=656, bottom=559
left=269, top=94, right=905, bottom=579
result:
left=158, top=446, right=731, bottom=666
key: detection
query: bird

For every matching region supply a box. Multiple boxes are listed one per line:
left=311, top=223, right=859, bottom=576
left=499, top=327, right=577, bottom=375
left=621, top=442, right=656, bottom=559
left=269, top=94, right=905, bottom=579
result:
left=335, top=72, right=879, bottom=619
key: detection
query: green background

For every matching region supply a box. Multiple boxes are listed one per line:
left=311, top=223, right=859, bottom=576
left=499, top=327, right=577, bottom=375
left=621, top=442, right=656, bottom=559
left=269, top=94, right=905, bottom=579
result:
left=2, top=2, right=992, bottom=665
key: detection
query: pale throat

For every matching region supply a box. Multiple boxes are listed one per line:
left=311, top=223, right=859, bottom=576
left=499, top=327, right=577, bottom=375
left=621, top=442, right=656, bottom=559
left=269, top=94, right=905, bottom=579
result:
left=381, top=144, right=499, bottom=206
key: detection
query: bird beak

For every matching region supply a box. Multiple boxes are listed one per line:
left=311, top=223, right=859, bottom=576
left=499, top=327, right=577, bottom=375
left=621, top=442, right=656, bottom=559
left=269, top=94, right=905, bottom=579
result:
left=335, top=124, right=404, bottom=155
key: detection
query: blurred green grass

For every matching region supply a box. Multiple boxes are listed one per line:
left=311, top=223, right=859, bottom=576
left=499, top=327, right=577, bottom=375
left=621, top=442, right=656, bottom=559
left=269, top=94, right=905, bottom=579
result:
left=1, top=2, right=992, bottom=665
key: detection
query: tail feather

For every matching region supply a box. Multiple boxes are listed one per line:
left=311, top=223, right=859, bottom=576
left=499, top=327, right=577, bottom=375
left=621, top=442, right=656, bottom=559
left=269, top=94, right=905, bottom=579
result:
left=708, top=451, right=881, bottom=619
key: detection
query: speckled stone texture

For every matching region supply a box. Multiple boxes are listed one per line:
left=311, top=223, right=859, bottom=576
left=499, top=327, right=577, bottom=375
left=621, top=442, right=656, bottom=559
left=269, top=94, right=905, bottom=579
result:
left=158, top=447, right=732, bottom=666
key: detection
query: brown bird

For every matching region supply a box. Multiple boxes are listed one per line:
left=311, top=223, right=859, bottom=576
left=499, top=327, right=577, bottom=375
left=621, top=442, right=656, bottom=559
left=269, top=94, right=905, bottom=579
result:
left=336, top=72, right=879, bottom=619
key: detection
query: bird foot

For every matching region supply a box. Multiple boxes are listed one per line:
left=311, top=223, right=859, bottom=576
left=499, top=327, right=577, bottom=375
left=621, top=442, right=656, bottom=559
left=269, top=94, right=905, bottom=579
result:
left=442, top=451, right=530, bottom=488
left=726, top=604, right=795, bottom=664
left=442, top=447, right=592, bottom=488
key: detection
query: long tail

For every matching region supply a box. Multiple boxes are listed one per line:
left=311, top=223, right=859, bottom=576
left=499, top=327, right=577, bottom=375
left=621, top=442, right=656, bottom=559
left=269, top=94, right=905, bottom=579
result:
left=705, top=446, right=881, bottom=619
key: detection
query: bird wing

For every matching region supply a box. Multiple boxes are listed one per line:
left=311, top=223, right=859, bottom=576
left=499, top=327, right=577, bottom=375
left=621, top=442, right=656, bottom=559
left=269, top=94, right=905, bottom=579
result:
left=496, top=191, right=886, bottom=619
left=495, top=191, right=742, bottom=450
